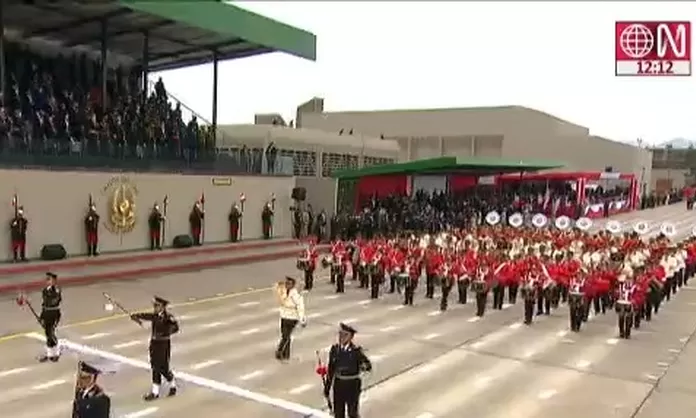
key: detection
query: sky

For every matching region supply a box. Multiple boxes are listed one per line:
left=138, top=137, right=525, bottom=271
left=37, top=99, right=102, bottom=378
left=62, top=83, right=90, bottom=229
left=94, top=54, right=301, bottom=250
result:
left=153, top=1, right=696, bottom=146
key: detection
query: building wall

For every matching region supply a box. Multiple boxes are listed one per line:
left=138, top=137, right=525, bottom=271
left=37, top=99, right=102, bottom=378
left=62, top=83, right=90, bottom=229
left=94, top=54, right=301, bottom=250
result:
left=0, top=170, right=294, bottom=261
left=651, top=168, right=689, bottom=193
left=301, top=105, right=651, bottom=190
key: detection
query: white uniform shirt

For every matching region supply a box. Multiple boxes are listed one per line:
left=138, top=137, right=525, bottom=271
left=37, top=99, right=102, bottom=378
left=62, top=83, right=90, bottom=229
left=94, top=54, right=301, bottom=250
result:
left=678, top=250, right=687, bottom=270
left=279, top=288, right=306, bottom=322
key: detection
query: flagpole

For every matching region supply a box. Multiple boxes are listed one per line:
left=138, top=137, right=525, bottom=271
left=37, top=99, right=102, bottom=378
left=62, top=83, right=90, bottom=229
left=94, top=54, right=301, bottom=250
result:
left=200, top=192, right=206, bottom=244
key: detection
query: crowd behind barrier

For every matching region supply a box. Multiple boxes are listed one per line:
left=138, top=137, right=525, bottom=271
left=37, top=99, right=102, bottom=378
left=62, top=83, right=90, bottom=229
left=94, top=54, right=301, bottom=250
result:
left=331, top=186, right=682, bottom=241
left=0, top=42, right=288, bottom=175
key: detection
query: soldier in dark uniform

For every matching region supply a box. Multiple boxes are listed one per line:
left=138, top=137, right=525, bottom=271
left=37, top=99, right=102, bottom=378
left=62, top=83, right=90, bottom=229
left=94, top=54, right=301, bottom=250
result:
left=316, top=209, right=327, bottom=243
left=130, top=296, right=179, bottom=401
left=189, top=202, right=205, bottom=246
left=292, top=207, right=303, bottom=239
left=324, top=323, right=372, bottom=418
left=72, top=361, right=111, bottom=418
left=148, top=204, right=165, bottom=251
left=262, top=203, right=274, bottom=239
left=84, top=204, right=100, bottom=256
left=10, top=206, right=28, bottom=262
left=40, top=272, right=62, bottom=362
left=229, top=204, right=242, bottom=242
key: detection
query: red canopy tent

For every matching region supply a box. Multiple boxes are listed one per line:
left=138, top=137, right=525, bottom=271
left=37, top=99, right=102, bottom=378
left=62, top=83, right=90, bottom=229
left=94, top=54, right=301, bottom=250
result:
left=497, top=171, right=638, bottom=218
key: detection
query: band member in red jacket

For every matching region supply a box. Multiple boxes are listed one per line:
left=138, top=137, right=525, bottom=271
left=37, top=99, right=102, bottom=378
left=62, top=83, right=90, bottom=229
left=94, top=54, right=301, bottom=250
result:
left=358, top=244, right=375, bottom=289
left=438, top=256, right=456, bottom=311
left=297, top=241, right=318, bottom=291
left=425, top=248, right=443, bottom=299
left=370, top=251, right=387, bottom=300
left=403, top=256, right=419, bottom=306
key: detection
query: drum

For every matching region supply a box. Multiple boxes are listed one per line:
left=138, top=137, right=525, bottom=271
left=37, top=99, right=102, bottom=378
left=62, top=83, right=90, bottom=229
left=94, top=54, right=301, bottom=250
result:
left=296, top=259, right=309, bottom=271
left=331, top=262, right=345, bottom=277
left=471, top=280, right=486, bottom=293
left=615, top=300, right=633, bottom=314
left=396, top=273, right=409, bottom=291
left=521, top=284, right=536, bottom=300
left=569, top=291, right=584, bottom=306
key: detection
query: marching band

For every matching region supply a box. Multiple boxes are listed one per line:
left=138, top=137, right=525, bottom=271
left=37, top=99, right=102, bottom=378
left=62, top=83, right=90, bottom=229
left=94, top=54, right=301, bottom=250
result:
left=317, top=211, right=696, bottom=339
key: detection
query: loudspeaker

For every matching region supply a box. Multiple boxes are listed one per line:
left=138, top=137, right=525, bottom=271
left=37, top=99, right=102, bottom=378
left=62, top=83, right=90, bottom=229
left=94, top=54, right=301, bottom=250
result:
left=292, top=187, right=306, bottom=201
left=41, top=244, right=67, bottom=261
left=173, top=234, right=193, bottom=248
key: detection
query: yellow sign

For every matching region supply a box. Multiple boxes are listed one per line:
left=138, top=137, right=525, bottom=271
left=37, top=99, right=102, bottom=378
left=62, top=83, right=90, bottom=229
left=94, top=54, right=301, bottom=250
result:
left=102, top=176, right=138, bottom=234
left=211, top=177, right=232, bottom=186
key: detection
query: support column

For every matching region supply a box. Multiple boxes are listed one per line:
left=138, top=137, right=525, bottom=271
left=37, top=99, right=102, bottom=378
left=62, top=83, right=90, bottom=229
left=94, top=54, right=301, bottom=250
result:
left=212, top=51, right=219, bottom=130
left=142, top=31, right=149, bottom=96
left=0, top=1, right=5, bottom=105
left=100, top=20, right=108, bottom=109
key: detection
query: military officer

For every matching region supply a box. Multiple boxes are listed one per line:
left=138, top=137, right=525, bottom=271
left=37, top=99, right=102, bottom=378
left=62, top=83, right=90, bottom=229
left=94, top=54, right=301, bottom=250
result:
left=10, top=206, right=28, bottom=262
left=148, top=204, right=165, bottom=250
left=40, top=272, right=62, bottom=362
left=72, top=361, right=111, bottom=418
left=229, top=204, right=242, bottom=242
left=262, top=203, right=274, bottom=239
left=130, top=296, right=179, bottom=400
left=84, top=204, right=100, bottom=256
left=324, top=323, right=372, bottom=418
left=189, top=202, right=205, bottom=246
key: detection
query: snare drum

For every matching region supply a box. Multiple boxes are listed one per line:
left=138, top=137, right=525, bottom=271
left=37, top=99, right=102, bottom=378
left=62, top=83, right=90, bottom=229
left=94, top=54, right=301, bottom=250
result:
left=471, top=280, right=486, bottom=293
left=615, top=300, right=633, bottom=314
left=521, top=285, right=536, bottom=300
left=569, top=291, right=584, bottom=306
left=296, top=259, right=309, bottom=271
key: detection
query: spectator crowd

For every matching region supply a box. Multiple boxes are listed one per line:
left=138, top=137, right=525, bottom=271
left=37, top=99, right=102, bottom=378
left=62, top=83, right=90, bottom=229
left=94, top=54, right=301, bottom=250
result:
left=0, top=41, right=216, bottom=169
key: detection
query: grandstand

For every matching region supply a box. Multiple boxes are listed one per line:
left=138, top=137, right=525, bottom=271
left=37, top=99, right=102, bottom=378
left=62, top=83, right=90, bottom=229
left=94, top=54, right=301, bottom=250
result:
left=0, top=1, right=316, bottom=175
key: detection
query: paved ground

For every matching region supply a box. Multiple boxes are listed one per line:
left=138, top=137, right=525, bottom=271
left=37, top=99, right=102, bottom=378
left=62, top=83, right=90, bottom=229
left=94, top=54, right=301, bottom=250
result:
left=0, top=205, right=695, bottom=418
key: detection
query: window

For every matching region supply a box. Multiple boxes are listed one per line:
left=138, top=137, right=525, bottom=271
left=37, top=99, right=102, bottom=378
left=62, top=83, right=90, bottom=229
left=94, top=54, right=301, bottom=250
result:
left=364, top=156, right=394, bottom=168
left=280, top=149, right=316, bottom=176
left=322, top=152, right=359, bottom=177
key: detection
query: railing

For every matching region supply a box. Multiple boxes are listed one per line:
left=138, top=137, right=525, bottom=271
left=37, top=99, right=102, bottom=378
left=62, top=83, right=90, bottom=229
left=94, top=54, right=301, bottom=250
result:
left=0, top=140, right=291, bottom=176
left=146, top=79, right=243, bottom=148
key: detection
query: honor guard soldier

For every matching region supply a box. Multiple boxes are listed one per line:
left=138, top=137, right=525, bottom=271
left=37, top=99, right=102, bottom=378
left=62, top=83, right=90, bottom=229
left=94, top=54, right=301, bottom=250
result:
left=84, top=204, right=100, bottom=256
left=229, top=204, right=242, bottom=242
left=148, top=204, right=165, bottom=251
left=189, top=202, right=205, bottom=246
left=130, top=296, right=179, bottom=400
left=10, top=206, right=28, bottom=262
left=324, top=323, right=372, bottom=418
left=72, top=362, right=111, bottom=418
left=40, top=272, right=62, bottom=362
left=262, top=203, right=274, bottom=239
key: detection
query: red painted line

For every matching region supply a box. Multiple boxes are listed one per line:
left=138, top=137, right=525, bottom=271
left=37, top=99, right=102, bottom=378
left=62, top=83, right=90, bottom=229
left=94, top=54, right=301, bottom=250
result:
left=0, top=250, right=296, bottom=295
left=0, top=239, right=295, bottom=276
left=0, top=245, right=328, bottom=295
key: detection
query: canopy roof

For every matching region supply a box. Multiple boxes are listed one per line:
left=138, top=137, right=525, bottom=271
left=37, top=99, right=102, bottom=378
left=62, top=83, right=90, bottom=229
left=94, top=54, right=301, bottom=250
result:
left=498, top=171, right=635, bottom=182
left=6, top=0, right=317, bottom=72
left=333, top=157, right=565, bottom=180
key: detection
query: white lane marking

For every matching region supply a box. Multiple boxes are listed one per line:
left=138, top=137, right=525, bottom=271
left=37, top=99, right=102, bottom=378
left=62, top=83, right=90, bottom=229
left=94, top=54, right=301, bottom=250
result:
left=562, top=338, right=575, bottom=344
left=267, top=307, right=279, bottom=314
left=669, top=348, right=681, bottom=353
left=389, top=305, right=405, bottom=311
left=82, top=332, right=110, bottom=340
left=538, top=389, right=557, bottom=400
left=32, top=379, right=66, bottom=390
left=0, top=367, right=29, bottom=378
left=423, top=333, right=440, bottom=340
left=556, top=330, right=568, bottom=338
left=240, top=370, right=266, bottom=381
left=502, top=303, right=513, bottom=309
left=240, top=301, right=260, bottom=307
left=123, top=407, right=159, bottom=418
left=657, top=362, right=670, bottom=368
left=240, top=328, right=260, bottom=336
left=113, top=340, right=144, bottom=349
left=474, top=375, right=492, bottom=388
left=575, top=360, right=591, bottom=369
left=202, top=322, right=225, bottom=329
left=358, top=300, right=371, bottom=305
left=427, top=311, right=442, bottom=317
left=645, top=373, right=659, bottom=380
left=343, top=318, right=357, bottom=323
left=509, top=322, right=522, bottom=329
left=324, top=295, right=340, bottom=300
left=308, top=312, right=323, bottom=319
left=191, top=360, right=222, bottom=370
left=606, top=338, right=619, bottom=345
left=371, top=354, right=386, bottom=363
left=289, top=383, right=314, bottom=394
left=416, top=413, right=435, bottom=418
left=467, top=316, right=481, bottom=323
left=380, top=326, right=400, bottom=332
left=24, top=333, right=331, bottom=418
left=178, top=315, right=198, bottom=320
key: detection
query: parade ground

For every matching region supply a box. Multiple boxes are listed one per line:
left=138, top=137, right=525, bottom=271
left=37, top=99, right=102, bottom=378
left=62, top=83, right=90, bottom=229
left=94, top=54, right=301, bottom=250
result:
left=0, top=206, right=695, bottom=417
